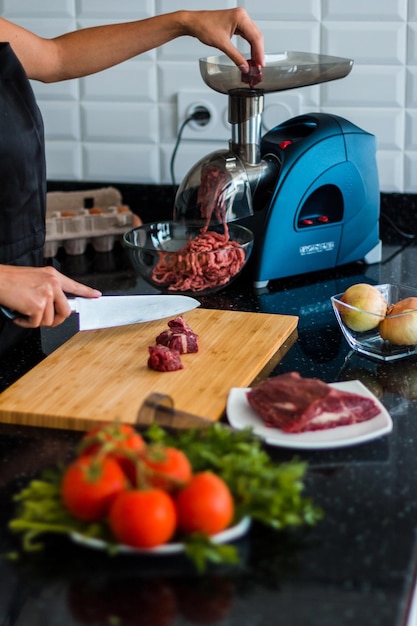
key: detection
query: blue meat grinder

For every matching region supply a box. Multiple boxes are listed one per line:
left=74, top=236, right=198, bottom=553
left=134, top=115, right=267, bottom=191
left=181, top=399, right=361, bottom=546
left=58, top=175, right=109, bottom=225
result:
left=174, top=53, right=381, bottom=289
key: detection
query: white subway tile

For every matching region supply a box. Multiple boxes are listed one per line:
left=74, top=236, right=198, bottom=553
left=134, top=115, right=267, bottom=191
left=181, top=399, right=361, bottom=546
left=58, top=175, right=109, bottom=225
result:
left=405, top=110, right=417, bottom=149
left=320, top=107, right=404, bottom=150
left=322, top=22, right=406, bottom=65
left=321, top=67, right=405, bottom=108
left=82, top=144, right=160, bottom=183
left=81, top=103, right=158, bottom=143
left=158, top=62, right=205, bottom=103
left=241, top=0, right=320, bottom=20
left=410, top=0, right=417, bottom=21
left=160, top=141, right=225, bottom=186
left=377, top=151, right=404, bottom=192
left=76, top=0, right=153, bottom=18
left=404, top=151, right=417, bottom=191
left=80, top=61, right=157, bottom=102
left=322, top=0, right=407, bottom=21
left=3, top=0, right=75, bottom=17
left=156, top=0, right=235, bottom=12
left=31, top=79, right=79, bottom=102
left=408, top=24, right=417, bottom=64
left=262, top=20, right=320, bottom=54
left=158, top=104, right=177, bottom=143
left=406, top=67, right=417, bottom=106
left=40, top=102, right=80, bottom=141
left=45, top=142, right=82, bottom=181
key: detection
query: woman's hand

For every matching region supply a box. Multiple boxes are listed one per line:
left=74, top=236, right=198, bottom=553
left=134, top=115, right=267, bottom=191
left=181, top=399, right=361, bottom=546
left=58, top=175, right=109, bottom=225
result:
left=0, top=265, right=101, bottom=329
left=182, top=8, right=264, bottom=71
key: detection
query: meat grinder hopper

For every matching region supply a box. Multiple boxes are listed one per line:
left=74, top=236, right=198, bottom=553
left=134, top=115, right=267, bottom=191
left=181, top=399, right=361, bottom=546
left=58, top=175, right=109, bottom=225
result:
left=174, top=52, right=381, bottom=288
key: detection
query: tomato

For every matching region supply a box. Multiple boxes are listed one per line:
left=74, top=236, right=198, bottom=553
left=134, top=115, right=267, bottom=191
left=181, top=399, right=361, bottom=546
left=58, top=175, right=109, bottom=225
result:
left=142, top=446, right=192, bottom=492
left=79, top=423, right=145, bottom=484
left=109, top=488, right=177, bottom=548
left=79, top=423, right=145, bottom=458
left=175, top=472, right=234, bottom=536
left=61, top=455, right=128, bottom=522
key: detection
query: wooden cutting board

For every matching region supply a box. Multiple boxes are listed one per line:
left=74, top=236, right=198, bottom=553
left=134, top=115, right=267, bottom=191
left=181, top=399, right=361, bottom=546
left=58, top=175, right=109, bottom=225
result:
left=0, top=308, right=298, bottom=431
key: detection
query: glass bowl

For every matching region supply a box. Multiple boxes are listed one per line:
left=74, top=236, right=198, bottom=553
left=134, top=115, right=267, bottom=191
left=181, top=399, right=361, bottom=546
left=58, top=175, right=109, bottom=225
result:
left=331, top=283, right=417, bottom=362
left=123, top=221, right=254, bottom=296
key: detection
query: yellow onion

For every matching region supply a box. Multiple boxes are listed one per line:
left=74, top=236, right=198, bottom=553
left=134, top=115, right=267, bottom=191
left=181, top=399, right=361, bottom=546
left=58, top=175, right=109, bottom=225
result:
left=338, top=283, right=387, bottom=332
left=379, top=297, right=417, bottom=345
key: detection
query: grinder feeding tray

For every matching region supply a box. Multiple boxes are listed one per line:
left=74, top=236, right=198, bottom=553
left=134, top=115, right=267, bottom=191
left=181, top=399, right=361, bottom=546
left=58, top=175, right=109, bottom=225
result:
left=174, top=52, right=381, bottom=289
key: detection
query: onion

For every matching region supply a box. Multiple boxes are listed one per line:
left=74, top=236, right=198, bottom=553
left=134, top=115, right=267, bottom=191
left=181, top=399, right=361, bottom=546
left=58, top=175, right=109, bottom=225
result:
left=339, top=283, right=387, bottom=332
left=379, top=297, right=417, bottom=345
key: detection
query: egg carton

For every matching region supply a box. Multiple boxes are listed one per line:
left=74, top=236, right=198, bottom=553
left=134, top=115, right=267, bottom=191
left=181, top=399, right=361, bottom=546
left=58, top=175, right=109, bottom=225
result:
left=44, top=187, right=136, bottom=257
left=44, top=205, right=135, bottom=257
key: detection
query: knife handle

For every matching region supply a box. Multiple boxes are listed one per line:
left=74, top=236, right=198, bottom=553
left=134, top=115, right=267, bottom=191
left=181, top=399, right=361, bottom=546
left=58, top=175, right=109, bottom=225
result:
left=1, top=299, right=78, bottom=321
left=0, top=305, right=18, bottom=320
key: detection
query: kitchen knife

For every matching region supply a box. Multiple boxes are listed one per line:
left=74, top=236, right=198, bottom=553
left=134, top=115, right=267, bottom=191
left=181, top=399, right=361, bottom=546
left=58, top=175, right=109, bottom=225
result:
left=0, top=294, right=200, bottom=331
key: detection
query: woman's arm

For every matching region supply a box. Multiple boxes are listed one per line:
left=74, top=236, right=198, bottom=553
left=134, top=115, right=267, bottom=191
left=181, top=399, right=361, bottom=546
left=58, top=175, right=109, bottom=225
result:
left=0, top=9, right=264, bottom=83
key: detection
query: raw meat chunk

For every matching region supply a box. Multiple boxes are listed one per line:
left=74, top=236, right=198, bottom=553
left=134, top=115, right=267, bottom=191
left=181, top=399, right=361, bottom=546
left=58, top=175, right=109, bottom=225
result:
left=247, top=372, right=380, bottom=433
left=156, top=316, right=199, bottom=354
left=147, top=345, right=183, bottom=372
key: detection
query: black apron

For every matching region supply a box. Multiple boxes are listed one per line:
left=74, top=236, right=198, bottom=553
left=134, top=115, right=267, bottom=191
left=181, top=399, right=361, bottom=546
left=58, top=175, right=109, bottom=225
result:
left=0, top=42, right=46, bottom=355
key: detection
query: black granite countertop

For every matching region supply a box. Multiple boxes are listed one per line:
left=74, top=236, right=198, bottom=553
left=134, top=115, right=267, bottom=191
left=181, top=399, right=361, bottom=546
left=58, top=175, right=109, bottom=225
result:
left=1, top=191, right=417, bottom=626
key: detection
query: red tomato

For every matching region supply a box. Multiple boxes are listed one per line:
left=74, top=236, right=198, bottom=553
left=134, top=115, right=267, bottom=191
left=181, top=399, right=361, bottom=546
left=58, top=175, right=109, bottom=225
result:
left=109, top=489, right=177, bottom=549
left=79, top=423, right=145, bottom=484
left=142, top=446, right=192, bottom=492
left=175, top=472, right=234, bottom=536
left=61, top=455, right=128, bottom=522
left=80, top=423, right=145, bottom=458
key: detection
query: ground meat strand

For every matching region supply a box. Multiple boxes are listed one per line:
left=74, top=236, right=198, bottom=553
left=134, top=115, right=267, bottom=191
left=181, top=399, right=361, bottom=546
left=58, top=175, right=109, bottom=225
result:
left=197, top=164, right=231, bottom=232
left=152, top=231, right=246, bottom=292
left=152, top=166, right=246, bottom=292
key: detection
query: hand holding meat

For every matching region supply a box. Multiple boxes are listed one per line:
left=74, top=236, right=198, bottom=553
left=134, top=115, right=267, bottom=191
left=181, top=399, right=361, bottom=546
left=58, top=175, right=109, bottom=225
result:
left=0, top=265, right=101, bottom=328
left=181, top=8, right=264, bottom=72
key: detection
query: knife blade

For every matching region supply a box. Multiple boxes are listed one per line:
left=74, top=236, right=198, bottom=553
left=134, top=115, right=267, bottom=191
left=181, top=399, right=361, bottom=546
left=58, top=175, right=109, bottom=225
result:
left=0, top=294, right=200, bottom=331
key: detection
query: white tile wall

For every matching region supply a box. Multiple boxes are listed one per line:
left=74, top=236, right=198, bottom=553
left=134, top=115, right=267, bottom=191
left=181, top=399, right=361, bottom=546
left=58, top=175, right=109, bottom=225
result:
left=2, top=0, right=417, bottom=192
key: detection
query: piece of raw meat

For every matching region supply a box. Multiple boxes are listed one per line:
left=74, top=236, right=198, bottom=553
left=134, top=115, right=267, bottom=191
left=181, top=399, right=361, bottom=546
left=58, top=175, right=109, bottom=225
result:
left=247, top=372, right=380, bottom=433
left=156, top=316, right=199, bottom=354
left=241, top=60, right=263, bottom=88
left=147, top=345, right=183, bottom=372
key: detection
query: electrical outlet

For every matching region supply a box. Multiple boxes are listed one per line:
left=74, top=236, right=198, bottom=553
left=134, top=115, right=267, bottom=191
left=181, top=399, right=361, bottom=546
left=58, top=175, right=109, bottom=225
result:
left=177, top=90, right=301, bottom=142
left=177, top=91, right=229, bottom=141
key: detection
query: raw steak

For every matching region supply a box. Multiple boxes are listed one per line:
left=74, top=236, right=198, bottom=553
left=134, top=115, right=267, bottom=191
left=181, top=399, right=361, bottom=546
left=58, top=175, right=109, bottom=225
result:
left=147, top=345, right=183, bottom=372
left=155, top=316, right=199, bottom=354
left=247, top=372, right=380, bottom=433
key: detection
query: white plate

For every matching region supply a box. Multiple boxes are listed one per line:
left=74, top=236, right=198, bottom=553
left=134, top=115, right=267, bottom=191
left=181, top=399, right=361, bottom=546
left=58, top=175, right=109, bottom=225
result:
left=227, top=380, right=393, bottom=450
left=70, top=516, right=251, bottom=556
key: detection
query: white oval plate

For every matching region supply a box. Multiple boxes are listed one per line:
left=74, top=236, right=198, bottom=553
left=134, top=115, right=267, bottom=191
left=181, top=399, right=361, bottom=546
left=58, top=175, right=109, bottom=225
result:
left=70, top=516, right=251, bottom=556
left=227, top=380, right=393, bottom=450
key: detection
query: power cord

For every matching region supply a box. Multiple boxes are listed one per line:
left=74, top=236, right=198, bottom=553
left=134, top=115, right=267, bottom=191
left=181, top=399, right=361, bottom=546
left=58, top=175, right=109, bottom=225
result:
left=170, top=108, right=211, bottom=188
left=381, top=211, right=416, bottom=240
